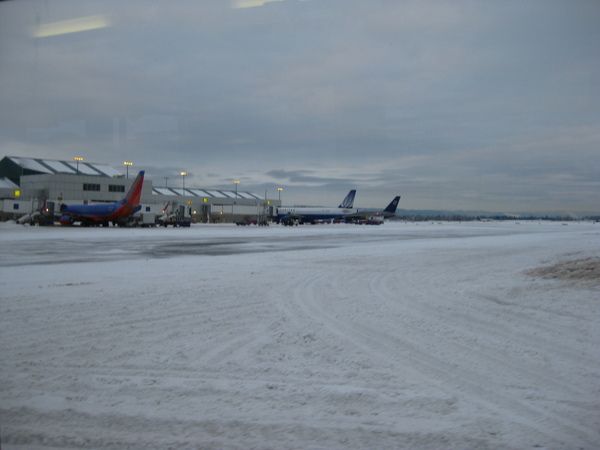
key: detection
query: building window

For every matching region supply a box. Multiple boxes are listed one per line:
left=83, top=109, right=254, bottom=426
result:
left=146, top=206, right=151, bottom=212
left=109, top=185, right=125, bottom=193
left=83, top=183, right=101, bottom=191
left=13, top=203, right=19, bottom=210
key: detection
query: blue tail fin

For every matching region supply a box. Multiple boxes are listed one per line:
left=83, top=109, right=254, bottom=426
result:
left=384, top=196, right=401, bottom=213
left=338, top=190, right=356, bottom=208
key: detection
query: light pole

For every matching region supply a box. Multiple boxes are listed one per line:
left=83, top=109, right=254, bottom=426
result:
left=123, top=161, right=132, bottom=179
left=233, top=180, right=240, bottom=198
left=73, top=157, right=84, bottom=174
left=164, top=177, right=169, bottom=188
left=181, top=172, right=188, bottom=196
left=278, top=187, right=283, bottom=201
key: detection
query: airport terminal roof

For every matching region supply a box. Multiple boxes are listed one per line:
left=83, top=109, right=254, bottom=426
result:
left=152, top=186, right=262, bottom=200
left=2, top=156, right=266, bottom=200
left=0, top=177, right=19, bottom=189
left=4, top=156, right=121, bottom=177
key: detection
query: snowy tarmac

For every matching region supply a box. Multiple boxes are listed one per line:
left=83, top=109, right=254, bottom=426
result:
left=1, top=221, right=599, bottom=449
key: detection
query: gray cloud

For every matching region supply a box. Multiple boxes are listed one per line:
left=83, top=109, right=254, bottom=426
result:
left=0, top=0, right=598, bottom=212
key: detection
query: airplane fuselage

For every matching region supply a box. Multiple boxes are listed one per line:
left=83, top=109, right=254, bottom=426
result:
left=350, top=208, right=396, bottom=219
left=61, top=203, right=141, bottom=223
left=277, top=207, right=358, bottom=222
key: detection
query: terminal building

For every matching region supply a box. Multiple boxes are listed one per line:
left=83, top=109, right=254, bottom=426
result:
left=0, top=156, right=281, bottom=223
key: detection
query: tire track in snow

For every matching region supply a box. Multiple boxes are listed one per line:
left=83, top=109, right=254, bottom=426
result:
left=397, top=252, right=598, bottom=363
left=284, top=261, right=598, bottom=448
left=369, top=264, right=597, bottom=399
left=200, top=322, right=275, bottom=367
left=368, top=258, right=600, bottom=447
left=404, top=250, right=600, bottom=379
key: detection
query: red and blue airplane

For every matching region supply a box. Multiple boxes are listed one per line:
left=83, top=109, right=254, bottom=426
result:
left=59, top=171, right=145, bottom=226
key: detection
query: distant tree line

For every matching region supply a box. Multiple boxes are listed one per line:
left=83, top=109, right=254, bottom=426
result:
left=392, top=214, right=477, bottom=222
left=392, top=214, right=600, bottom=222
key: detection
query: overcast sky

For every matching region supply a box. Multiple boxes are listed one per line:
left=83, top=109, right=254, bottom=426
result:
left=1, top=0, right=598, bottom=212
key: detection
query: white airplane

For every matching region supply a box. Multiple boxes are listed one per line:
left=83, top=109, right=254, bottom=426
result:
left=277, top=193, right=401, bottom=225
left=276, top=190, right=356, bottom=225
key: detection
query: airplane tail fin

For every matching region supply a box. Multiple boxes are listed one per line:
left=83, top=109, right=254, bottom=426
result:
left=338, top=189, right=356, bottom=208
left=384, top=196, right=401, bottom=213
left=122, top=171, right=145, bottom=206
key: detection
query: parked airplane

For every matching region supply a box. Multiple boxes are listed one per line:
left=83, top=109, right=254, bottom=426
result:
left=345, top=196, right=401, bottom=220
left=59, top=171, right=145, bottom=226
left=276, top=189, right=356, bottom=225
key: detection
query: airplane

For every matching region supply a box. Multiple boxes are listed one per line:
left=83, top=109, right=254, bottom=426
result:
left=345, top=196, right=401, bottom=221
left=59, top=170, right=145, bottom=226
left=276, top=189, right=357, bottom=225
left=157, top=201, right=171, bottom=221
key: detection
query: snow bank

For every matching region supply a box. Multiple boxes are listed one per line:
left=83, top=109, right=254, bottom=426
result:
left=526, top=257, right=600, bottom=285
left=1, top=221, right=599, bottom=449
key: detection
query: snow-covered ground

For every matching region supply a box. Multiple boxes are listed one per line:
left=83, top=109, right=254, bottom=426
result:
left=1, top=221, right=599, bottom=449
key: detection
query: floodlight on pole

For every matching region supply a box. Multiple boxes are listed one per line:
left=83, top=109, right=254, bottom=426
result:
left=180, top=172, right=188, bottom=196
left=123, top=161, right=132, bottom=179
left=277, top=187, right=283, bottom=201
left=234, top=180, right=240, bottom=198
left=73, top=157, right=84, bottom=174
